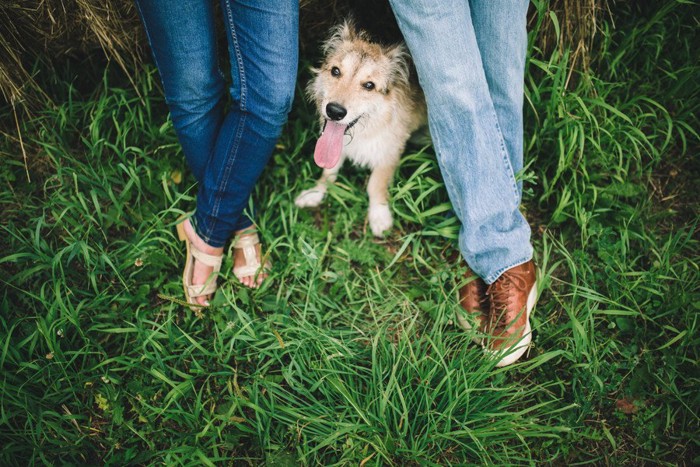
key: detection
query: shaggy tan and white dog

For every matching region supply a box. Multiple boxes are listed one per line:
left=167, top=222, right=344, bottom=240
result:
left=295, top=20, right=427, bottom=237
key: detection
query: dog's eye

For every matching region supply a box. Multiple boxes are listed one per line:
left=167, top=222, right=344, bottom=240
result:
left=331, top=67, right=341, bottom=77
left=362, top=81, right=375, bottom=91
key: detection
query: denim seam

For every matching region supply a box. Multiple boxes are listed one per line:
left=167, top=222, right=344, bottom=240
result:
left=430, top=121, right=466, bottom=222
left=199, top=0, right=249, bottom=245
left=190, top=213, right=222, bottom=248
left=484, top=255, right=532, bottom=285
left=490, top=109, right=521, bottom=203
left=197, top=124, right=232, bottom=244
left=224, top=0, right=248, bottom=111
left=201, top=112, right=246, bottom=245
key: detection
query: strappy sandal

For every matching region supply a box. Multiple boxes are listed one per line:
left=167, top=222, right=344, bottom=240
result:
left=232, top=230, right=271, bottom=286
left=176, top=216, right=223, bottom=312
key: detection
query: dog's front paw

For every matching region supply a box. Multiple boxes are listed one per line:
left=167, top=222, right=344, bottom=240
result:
left=295, top=188, right=326, bottom=208
left=368, top=204, right=393, bottom=237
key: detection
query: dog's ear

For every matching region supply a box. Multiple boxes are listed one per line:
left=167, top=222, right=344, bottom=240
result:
left=384, top=43, right=411, bottom=89
left=322, top=18, right=358, bottom=55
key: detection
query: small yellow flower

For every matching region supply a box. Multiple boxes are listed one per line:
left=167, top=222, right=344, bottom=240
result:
left=170, top=170, right=183, bottom=184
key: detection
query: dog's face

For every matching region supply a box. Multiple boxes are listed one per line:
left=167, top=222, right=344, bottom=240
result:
left=308, top=21, right=410, bottom=129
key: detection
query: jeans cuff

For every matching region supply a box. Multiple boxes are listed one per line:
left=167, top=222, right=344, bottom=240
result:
left=484, top=255, right=533, bottom=285
left=192, top=210, right=227, bottom=248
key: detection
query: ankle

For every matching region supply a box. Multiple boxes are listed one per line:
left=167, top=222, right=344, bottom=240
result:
left=184, top=219, right=223, bottom=255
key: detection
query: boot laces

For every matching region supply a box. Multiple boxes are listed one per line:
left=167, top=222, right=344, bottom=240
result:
left=487, top=270, right=529, bottom=331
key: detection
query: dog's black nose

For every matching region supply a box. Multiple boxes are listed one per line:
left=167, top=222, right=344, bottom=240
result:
left=326, top=102, right=347, bottom=121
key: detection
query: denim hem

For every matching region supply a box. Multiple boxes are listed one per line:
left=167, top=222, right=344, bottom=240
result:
left=191, top=210, right=226, bottom=248
left=483, top=255, right=533, bottom=285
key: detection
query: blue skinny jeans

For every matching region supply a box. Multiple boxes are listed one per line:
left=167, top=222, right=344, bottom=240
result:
left=136, top=0, right=299, bottom=247
left=390, top=0, right=534, bottom=284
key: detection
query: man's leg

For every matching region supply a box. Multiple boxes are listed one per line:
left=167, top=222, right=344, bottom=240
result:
left=469, top=0, right=535, bottom=367
left=389, top=0, right=532, bottom=284
left=390, top=0, right=537, bottom=366
left=470, top=0, right=530, bottom=194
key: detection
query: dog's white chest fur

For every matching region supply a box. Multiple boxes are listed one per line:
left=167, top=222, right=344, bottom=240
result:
left=342, top=119, right=408, bottom=169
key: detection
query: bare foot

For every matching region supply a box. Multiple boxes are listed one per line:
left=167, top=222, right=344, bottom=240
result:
left=182, top=218, right=224, bottom=306
left=233, top=229, right=268, bottom=288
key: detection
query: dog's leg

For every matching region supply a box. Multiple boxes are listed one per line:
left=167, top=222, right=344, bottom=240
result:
left=367, top=163, right=397, bottom=237
left=295, top=161, right=343, bottom=208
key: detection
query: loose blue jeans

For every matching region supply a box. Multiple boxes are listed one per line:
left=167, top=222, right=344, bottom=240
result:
left=136, top=0, right=299, bottom=247
left=389, top=0, right=533, bottom=284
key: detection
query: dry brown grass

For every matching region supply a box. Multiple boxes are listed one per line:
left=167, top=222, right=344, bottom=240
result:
left=0, top=1, right=142, bottom=110
left=534, top=0, right=609, bottom=74
left=0, top=0, right=605, bottom=115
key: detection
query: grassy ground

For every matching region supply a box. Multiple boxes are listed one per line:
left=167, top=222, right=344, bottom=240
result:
left=1, top=2, right=698, bottom=465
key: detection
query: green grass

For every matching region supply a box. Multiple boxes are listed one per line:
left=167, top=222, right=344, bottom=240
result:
left=1, top=1, right=698, bottom=465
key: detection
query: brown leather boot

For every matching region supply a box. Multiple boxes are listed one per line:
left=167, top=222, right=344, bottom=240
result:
left=456, top=265, right=489, bottom=344
left=484, top=260, right=537, bottom=367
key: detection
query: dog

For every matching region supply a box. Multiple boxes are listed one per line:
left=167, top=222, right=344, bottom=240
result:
left=294, top=20, right=427, bottom=237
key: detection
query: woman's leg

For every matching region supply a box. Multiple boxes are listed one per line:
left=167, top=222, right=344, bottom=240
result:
left=194, top=0, right=299, bottom=287
left=193, top=0, right=299, bottom=246
left=135, top=0, right=226, bottom=183
left=136, top=0, right=227, bottom=303
left=138, top=0, right=298, bottom=293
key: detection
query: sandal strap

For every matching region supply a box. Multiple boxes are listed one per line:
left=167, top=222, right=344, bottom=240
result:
left=176, top=213, right=223, bottom=310
left=191, top=246, right=223, bottom=270
left=234, top=260, right=271, bottom=278
left=233, top=232, right=260, bottom=249
left=187, top=280, right=217, bottom=298
left=232, top=231, right=272, bottom=280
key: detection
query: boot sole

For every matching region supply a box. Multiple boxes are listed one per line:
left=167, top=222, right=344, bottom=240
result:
left=487, top=280, right=538, bottom=368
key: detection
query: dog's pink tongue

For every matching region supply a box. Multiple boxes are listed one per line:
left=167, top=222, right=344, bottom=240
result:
left=314, top=121, right=347, bottom=169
